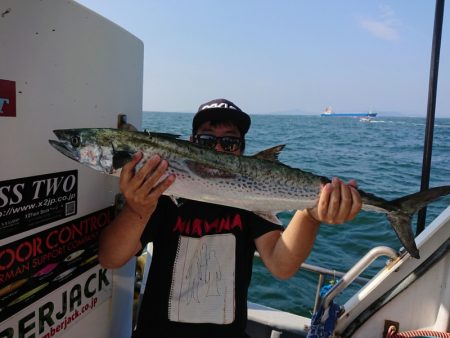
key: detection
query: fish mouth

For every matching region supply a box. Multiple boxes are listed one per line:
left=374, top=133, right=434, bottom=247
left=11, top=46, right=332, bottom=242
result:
left=49, top=129, right=82, bottom=161
left=48, top=139, right=80, bottom=162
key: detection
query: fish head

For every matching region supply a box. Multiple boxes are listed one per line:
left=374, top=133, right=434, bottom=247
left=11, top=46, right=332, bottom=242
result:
left=49, top=128, right=119, bottom=174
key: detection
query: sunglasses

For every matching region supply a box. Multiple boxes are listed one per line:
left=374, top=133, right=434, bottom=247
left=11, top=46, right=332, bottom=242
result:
left=193, top=134, right=242, bottom=152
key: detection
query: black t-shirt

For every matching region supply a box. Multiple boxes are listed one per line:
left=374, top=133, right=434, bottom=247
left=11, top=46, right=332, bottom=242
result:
left=133, top=196, right=283, bottom=338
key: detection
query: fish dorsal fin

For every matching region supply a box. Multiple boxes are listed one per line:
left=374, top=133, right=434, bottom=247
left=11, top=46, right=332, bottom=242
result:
left=144, top=129, right=180, bottom=139
left=252, top=145, right=285, bottom=162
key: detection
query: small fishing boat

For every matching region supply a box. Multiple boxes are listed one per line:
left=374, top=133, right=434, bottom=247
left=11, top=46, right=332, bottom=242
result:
left=359, top=116, right=374, bottom=123
left=320, top=106, right=334, bottom=116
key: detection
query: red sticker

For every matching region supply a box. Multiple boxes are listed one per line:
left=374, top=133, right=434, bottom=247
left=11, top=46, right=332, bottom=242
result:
left=0, top=79, right=16, bottom=117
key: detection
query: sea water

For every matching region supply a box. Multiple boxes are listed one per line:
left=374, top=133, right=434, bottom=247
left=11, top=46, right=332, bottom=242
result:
left=142, top=112, right=450, bottom=317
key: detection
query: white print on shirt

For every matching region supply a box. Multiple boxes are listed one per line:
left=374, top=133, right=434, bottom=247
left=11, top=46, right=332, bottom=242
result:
left=168, top=234, right=235, bottom=324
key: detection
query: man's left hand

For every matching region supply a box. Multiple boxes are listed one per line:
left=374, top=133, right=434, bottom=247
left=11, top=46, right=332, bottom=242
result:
left=308, top=177, right=362, bottom=224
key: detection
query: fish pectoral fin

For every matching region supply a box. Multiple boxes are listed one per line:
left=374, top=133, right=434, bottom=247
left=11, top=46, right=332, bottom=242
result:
left=252, top=145, right=285, bottom=162
left=112, top=150, right=135, bottom=170
left=253, top=211, right=283, bottom=225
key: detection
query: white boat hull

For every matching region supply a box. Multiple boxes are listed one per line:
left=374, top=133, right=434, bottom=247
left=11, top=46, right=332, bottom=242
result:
left=246, top=205, right=450, bottom=337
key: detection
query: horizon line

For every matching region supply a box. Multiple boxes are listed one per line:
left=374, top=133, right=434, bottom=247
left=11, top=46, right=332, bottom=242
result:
left=142, top=110, right=450, bottom=118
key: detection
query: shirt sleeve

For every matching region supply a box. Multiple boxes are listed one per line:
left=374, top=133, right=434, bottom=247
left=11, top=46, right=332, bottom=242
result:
left=139, top=196, right=174, bottom=248
left=248, top=212, right=284, bottom=239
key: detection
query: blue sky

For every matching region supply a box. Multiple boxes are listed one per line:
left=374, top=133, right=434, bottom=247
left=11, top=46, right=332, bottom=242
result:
left=76, top=1, right=450, bottom=117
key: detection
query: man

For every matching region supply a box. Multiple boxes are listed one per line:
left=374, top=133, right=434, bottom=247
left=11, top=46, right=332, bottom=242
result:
left=99, top=98, right=362, bottom=338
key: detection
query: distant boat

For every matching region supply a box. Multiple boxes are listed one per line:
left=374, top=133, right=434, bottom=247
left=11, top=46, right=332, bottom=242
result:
left=320, top=106, right=377, bottom=118
left=359, top=116, right=374, bottom=123
left=320, top=106, right=334, bottom=116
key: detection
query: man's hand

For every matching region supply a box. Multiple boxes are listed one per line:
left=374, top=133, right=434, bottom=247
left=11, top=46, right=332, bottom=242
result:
left=308, top=177, right=361, bottom=224
left=120, top=152, right=175, bottom=220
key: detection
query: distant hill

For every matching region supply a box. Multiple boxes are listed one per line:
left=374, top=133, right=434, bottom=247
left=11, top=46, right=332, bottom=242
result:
left=253, top=109, right=313, bottom=115
left=376, top=111, right=414, bottom=117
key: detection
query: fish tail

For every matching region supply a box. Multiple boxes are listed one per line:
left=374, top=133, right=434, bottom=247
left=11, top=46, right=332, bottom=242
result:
left=387, top=185, right=450, bottom=259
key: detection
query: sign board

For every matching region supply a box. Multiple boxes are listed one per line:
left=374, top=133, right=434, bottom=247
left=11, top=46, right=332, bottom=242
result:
left=0, top=1, right=143, bottom=337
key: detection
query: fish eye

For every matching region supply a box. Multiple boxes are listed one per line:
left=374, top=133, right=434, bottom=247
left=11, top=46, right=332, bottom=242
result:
left=70, top=136, right=81, bottom=148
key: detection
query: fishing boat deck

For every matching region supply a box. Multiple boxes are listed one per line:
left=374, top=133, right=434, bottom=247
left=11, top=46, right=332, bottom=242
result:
left=247, top=302, right=309, bottom=337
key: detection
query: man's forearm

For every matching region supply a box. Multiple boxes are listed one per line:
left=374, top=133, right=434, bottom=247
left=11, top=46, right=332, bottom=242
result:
left=270, top=209, right=320, bottom=279
left=98, top=204, right=149, bottom=269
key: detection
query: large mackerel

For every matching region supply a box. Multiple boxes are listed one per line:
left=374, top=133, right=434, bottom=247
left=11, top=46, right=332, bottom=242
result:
left=49, top=128, right=450, bottom=259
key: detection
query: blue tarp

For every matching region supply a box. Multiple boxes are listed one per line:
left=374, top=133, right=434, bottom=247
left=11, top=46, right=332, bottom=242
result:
left=307, top=284, right=341, bottom=338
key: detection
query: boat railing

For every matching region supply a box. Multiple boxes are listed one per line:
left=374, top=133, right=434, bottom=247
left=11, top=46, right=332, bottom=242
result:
left=254, top=252, right=371, bottom=314
left=320, top=246, right=398, bottom=311
left=254, top=246, right=398, bottom=314
left=139, top=244, right=396, bottom=318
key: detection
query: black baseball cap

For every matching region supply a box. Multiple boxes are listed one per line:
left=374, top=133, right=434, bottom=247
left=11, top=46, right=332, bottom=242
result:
left=192, top=98, right=251, bottom=135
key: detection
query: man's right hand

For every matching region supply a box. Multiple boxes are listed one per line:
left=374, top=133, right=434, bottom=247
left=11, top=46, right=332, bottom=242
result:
left=120, top=152, right=176, bottom=221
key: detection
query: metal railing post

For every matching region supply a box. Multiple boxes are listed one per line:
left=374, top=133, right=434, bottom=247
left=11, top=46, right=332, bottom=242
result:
left=417, top=0, right=445, bottom=235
